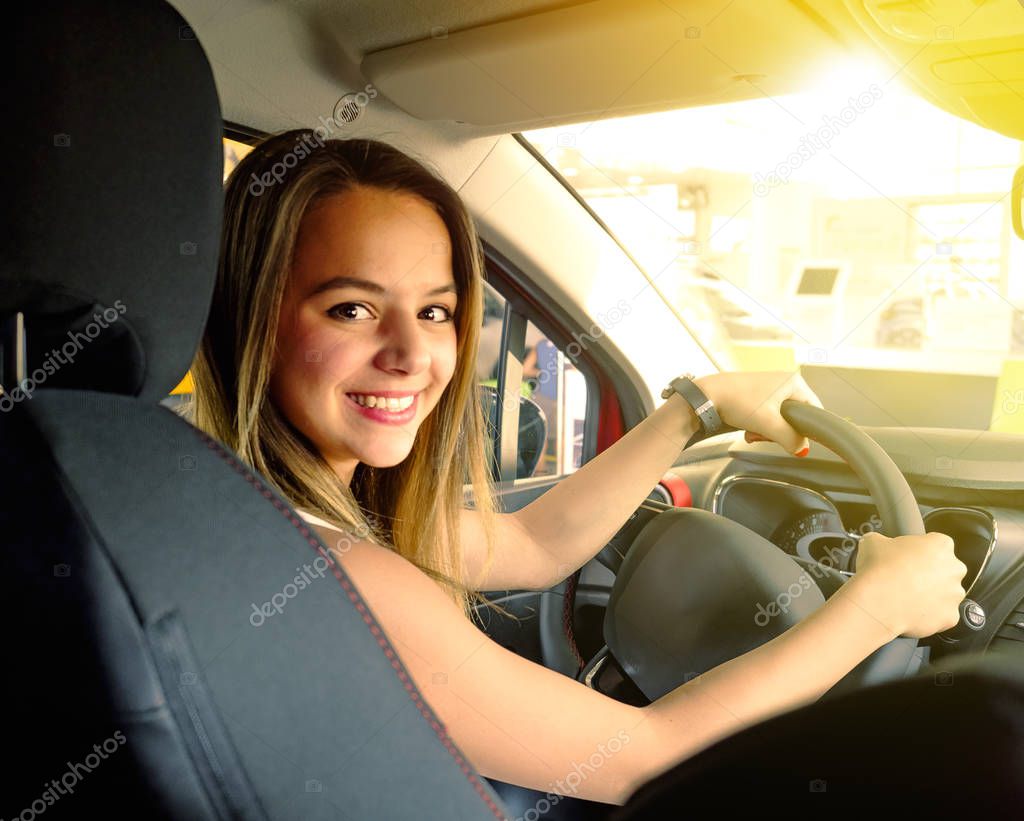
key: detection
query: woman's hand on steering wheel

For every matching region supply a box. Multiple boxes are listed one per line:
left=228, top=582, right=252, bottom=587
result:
left=694, top=370, right=825, bottom=457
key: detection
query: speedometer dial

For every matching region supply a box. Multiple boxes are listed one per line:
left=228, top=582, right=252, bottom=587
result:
left=770, top=510, right=856, bottom=570
left=771, top=511, right=840, bottom=555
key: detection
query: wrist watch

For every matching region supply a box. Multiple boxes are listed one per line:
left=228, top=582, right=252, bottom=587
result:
left=661, top=373, right=734, bottom=449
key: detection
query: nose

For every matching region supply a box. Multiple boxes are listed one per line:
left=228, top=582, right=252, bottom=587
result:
left=371, top=309, right=432, bottom=376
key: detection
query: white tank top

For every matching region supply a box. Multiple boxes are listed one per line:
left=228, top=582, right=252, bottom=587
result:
left=295, top=507, right=350, bottom=537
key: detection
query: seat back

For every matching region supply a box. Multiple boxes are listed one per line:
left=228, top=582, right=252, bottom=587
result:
left=1, top=3, right=507, bottom=819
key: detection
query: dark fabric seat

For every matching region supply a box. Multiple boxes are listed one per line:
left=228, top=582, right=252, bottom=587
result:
left=611, top=650, right=1024, bottom=815
left=1, top=2, right=509, bottom=818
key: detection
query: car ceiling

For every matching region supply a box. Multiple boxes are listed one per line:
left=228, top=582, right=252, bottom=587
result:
left=172, top=0, right=1024, bottom=140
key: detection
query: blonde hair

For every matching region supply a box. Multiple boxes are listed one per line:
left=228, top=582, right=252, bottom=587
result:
left=181, top=129, right=511, bottom=621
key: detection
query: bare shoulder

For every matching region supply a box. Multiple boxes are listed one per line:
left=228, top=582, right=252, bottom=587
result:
left=303, top=519, right=482, bottom=653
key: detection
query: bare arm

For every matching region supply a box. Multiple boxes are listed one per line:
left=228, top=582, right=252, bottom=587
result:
left=459, top=507, right=565, bottom=591
left=511, top=371, right=822, bottom=590
left=456, top=391, right=698, bottom=591
left=511, top=391, right=702, bottom=589
left=315, top=520, right=902, bottom=805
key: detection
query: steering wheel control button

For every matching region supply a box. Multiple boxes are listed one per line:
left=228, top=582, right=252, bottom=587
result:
left=941, top=599, right=987, bottom=642
left=963, top=600, right=986, bottom=629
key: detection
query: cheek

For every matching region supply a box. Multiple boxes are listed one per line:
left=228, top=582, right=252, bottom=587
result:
left=438, top=330, right=459, bottom=381
left=270, top=314, right=338, bottom=405
left=276, top=310, right=344, bottom=378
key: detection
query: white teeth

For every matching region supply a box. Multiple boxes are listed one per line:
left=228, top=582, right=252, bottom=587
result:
left=348, top=393, right=415, bottom=411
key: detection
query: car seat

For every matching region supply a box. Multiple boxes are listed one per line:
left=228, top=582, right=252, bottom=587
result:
left=1, top=2, right=512, bottom=818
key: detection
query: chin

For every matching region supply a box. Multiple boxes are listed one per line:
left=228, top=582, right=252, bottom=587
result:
left=356, top=445, right=416, bottom=469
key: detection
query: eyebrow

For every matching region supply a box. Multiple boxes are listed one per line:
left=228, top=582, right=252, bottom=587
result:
left=308, top=275, right=457, bottom=299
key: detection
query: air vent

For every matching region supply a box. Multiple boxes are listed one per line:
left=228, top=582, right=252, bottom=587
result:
left=334, top=93, right=363, bottom=124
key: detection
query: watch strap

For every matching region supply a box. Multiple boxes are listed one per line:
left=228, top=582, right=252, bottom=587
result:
left=661, top=374, right=736, bottom=447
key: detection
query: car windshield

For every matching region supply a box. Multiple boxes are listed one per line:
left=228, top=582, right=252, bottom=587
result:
left=523, top=58, right=1024, bottom=433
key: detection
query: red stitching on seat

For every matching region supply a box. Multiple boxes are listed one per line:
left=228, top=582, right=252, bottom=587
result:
left=191, top=429, right=507, bottom=820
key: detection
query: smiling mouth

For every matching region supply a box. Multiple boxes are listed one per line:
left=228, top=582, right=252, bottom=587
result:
left=342, top=392, right=422, bottom=425
left=344, top=392, right=419, bottom=411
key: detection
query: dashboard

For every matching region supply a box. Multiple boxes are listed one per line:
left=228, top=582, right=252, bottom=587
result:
left=712, top=475, right=997, bottom=593
left=707, top=474, right=1024, bottom=660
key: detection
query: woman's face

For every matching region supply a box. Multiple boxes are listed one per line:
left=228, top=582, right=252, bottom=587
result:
left=269, top=185, right=459, bottom=485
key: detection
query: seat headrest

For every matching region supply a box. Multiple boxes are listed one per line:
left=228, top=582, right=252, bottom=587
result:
left=2, top=0, right=223, bottom=402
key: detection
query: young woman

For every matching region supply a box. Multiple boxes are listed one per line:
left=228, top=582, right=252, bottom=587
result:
left=184, top=129, right=968, bottom=805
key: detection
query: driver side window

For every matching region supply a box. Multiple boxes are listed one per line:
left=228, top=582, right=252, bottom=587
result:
left=521, top=318, right=587, bottom=478
left=475, top=278, right=588, bottom=483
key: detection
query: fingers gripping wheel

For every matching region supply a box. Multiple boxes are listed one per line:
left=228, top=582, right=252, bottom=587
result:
left=778, top=400, right=925, bottom=537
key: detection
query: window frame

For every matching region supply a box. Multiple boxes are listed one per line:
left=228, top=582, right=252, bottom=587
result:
left=480, top=245, right=602, bottom=488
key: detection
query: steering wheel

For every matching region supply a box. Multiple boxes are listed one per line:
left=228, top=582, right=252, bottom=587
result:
left=566, top=399, right=932, bottom=702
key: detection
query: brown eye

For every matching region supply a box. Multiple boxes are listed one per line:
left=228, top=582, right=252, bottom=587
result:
left=327, top=302, right=372, bottom=321
left=421, top=305, right=455, bottom=323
